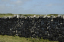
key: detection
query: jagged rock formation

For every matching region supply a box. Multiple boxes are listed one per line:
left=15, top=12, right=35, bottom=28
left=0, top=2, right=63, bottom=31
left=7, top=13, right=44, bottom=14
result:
left=0, top=15, right=64, bottom=41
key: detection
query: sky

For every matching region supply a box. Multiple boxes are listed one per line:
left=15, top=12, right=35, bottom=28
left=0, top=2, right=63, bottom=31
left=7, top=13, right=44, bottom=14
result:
left=0, top=0, right=64, bottom=14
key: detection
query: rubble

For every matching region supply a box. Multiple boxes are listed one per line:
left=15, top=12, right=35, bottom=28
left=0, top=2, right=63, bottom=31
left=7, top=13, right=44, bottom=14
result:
left=0, top=15, right=64, bottom=41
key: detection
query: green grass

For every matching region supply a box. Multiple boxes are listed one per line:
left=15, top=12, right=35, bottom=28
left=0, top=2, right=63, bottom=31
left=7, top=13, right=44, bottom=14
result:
left=47, top=14, right=58, bottom=16
left=0, top=13, right=63, bottom=17
left=0, top=14, right=14, bottom=17
left=0, top=35, right=59, bottom=42
left=0, top=14, right=40, bottom=17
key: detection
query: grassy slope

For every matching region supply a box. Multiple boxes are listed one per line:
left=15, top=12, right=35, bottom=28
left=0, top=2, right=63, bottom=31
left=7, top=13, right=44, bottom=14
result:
left=0, top=35, right=58, bottom=42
